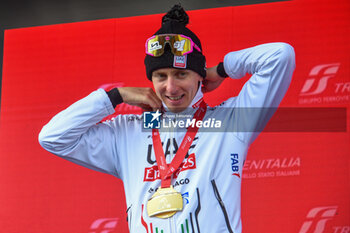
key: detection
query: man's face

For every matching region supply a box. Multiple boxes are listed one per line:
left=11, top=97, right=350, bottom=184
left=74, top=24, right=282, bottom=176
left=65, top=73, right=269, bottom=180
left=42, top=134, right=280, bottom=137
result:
left=152, top=68, right=203, bottom=113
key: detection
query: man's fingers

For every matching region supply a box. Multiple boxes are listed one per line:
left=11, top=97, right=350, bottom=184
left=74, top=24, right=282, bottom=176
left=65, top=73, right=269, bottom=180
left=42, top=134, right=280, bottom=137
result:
left=137, top=103, right=153, bottom=112
left=202, top=77, right=225, bottom=93
left=201, top=65, right=226, bottom=93
left=118, top=87, right=162, bottom=111
left=142, top=88, right=162, bottom=110
left=201, top=80, right=214, bottom=93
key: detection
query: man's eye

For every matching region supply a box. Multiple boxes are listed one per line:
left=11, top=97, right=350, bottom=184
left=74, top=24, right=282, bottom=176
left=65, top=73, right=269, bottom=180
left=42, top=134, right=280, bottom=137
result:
left=155, top=73, right=167, bottom=79
left=179, top=72, right=187, bottom=77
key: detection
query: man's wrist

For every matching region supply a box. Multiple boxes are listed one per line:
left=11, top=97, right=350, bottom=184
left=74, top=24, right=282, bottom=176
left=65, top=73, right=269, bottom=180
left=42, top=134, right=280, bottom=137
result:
left=106, top=88, right=123, bottom=108
left=216, top=62, right=228, bottom=78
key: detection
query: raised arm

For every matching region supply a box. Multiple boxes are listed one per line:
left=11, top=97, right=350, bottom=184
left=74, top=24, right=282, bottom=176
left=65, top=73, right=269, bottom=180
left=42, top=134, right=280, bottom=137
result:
left=38, top=85, right=162, bottom=177
left=204, top=43, right=295, bottom=144
left=38, top=89, right=121, bottom=176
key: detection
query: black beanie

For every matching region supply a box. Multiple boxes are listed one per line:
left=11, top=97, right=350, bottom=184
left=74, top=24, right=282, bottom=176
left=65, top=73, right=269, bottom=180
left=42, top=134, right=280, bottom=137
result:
left=144, top=4, right=206, bottom=80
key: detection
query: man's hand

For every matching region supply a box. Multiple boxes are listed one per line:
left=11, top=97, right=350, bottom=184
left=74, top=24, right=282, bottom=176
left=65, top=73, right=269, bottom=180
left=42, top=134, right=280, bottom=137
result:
left=118, top=87, right=162, bottom=111
left=202, top=66, right=225, bottom=93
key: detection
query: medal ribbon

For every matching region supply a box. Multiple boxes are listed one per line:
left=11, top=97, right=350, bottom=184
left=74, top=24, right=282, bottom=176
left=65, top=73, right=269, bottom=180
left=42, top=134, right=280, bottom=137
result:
left=152, top=99, right=207, bottom=188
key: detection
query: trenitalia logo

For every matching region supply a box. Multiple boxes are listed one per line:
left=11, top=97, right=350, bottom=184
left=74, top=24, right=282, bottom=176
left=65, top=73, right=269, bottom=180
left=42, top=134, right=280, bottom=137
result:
left=89, top=218, right=119, bottom=233
left=300, top=63, right=340, bottom=96
left=299, top=206, right=338, bottom=233
left=242, top=156, right=301, bottom=179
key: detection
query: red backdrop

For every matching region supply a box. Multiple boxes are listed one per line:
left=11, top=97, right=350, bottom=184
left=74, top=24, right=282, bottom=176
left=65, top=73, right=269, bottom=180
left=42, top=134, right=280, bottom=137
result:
left=1, top=0, right=349, bottom=232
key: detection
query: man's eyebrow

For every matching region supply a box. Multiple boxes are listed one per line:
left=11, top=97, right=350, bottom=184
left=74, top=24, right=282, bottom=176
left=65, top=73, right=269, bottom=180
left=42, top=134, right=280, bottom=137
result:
left=175, top=70, right=188, bottom=73
left=154, top=70, right=170, bottom=75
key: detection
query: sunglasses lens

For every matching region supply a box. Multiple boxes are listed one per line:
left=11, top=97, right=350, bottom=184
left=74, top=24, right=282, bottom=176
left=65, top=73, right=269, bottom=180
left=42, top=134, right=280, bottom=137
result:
left=147, top=36, right=165, bottom=56
left=172, top=35, right=191, bottom=56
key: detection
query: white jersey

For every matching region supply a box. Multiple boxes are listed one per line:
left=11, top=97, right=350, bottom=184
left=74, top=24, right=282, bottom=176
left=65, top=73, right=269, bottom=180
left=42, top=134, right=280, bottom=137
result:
left=39, top=43, right=295, bottom=233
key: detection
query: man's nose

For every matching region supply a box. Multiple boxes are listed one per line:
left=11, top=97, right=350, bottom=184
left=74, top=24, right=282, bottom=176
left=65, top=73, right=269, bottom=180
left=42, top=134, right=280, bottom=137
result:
left=165, top=76, right=179, bottom=94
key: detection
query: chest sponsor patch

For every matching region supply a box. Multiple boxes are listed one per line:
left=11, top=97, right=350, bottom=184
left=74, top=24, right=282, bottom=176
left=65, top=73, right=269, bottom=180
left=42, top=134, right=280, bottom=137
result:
left=144, top=153, right=196, bottom=182
left=231, top=153, right=240, bottom=178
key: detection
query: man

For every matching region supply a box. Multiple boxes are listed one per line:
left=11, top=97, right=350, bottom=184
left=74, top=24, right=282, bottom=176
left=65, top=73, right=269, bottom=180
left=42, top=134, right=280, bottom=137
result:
left=39, top=4, right=295, bottom=233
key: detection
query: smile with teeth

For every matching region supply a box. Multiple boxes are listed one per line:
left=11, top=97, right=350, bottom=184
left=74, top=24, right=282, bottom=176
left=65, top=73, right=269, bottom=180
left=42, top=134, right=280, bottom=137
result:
left=167, top=94, right=184, bottom=101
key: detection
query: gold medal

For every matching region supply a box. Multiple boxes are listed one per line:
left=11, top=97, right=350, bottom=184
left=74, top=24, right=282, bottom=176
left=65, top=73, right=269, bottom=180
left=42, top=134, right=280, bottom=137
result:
left=147, top=185, right=183, bottom=218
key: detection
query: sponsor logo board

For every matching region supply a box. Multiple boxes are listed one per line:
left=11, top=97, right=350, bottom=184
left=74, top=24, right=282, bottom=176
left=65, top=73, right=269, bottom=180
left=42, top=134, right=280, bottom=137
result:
left=242, top=156, right=301, bottom=179
left=299, top=206, right=338, bottom=233
left=89, top=218, right=119, bottom=233
left=299, top=63, right=350, bottom=105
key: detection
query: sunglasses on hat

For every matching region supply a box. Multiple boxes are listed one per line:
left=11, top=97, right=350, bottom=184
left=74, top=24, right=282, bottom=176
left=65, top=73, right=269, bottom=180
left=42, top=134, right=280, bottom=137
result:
left=145, top=34, right=202, bottom=57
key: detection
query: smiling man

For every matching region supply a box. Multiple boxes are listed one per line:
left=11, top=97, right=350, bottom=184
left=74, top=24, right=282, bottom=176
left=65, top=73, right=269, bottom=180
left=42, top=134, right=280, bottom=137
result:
left=39, top=4, right=295, bottom=233
left=152, top=68, right=202, bottom=112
